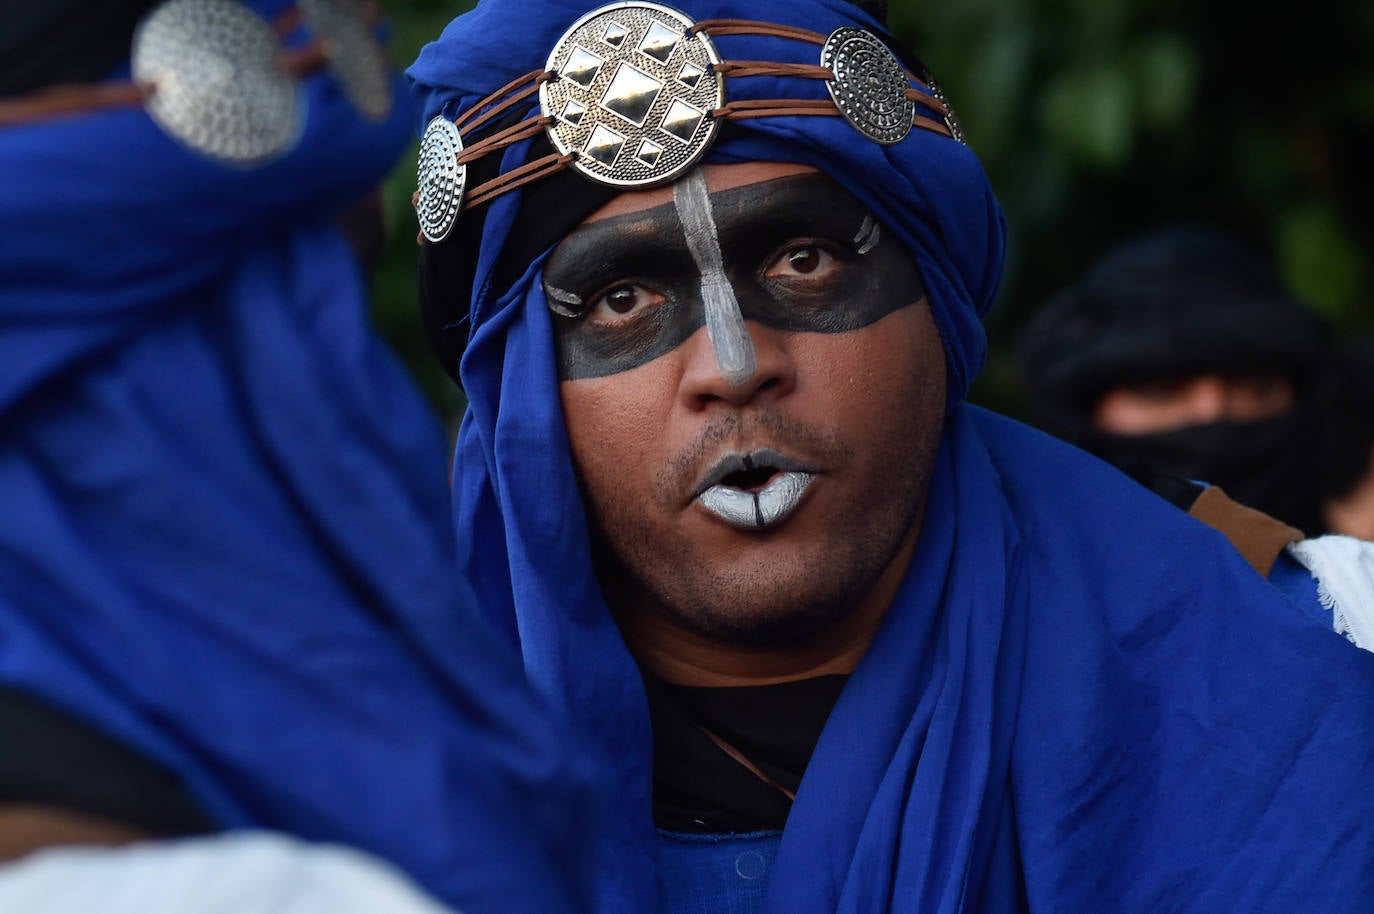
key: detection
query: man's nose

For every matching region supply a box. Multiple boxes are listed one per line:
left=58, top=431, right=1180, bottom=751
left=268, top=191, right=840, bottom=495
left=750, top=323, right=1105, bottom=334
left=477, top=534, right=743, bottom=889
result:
left=678, top=321, right=796, bottom=409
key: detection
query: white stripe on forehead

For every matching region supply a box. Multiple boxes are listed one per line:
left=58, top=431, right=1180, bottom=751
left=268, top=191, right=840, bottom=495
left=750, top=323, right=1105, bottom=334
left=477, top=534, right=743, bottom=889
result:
left=673, top=169, right=757, bottom=387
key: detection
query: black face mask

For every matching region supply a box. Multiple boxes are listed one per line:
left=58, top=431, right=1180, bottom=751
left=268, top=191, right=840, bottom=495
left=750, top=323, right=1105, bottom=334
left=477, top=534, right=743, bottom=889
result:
left=1081, top=410, right=1326, bottom=535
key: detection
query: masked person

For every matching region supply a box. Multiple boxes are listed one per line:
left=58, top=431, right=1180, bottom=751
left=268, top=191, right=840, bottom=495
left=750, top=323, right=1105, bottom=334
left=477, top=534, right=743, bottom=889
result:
left=1318, top=336, right=1374, bottom=539
left=1016, top=227, right=1338, bottom=535
left=0, top=2, right=612, bottom=912
left=409, top=1, right=1374, bottom=911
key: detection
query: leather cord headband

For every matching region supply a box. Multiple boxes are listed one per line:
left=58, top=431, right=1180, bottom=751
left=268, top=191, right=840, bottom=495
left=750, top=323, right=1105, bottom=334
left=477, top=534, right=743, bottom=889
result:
left=0, top=3, right=375, bottom=128
left=415, top=14, right=958, bottom=384
left=418, top=105, right=624, bottom=381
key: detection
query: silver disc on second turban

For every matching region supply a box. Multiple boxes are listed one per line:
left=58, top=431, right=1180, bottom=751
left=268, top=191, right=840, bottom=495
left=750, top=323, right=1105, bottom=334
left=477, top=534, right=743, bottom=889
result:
left=540, top=1, right=724, bottom=188
left=133, top=0, right=303, bottom=164
left=415, top=116, right=466, bottom=243
left=300, top=0, right=393, bottom=122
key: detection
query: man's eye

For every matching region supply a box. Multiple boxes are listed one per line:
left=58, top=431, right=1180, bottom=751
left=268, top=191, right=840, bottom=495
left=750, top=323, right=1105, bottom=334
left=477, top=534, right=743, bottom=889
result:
left=766, top=244, right=837, bottom=279
left=589, top=284, right=664, bottom=320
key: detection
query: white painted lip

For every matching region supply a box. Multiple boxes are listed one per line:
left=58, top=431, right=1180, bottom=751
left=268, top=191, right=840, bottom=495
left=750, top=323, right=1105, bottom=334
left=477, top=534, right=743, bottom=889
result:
left=698, top=471, right=815, bottom=529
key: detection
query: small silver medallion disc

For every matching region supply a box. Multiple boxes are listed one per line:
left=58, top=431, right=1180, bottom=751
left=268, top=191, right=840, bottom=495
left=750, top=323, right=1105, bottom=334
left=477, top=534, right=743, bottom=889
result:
left=821, top=26, right=913, bottom=145
left=927, top=78, right=967, bottom=145
left=132, top=0, right=302, bottom=164
left=541, top=2, right=724, bottom=187
left=300, top=0, right=394, bottom=122
left=416, top=116, right=467, bottom=243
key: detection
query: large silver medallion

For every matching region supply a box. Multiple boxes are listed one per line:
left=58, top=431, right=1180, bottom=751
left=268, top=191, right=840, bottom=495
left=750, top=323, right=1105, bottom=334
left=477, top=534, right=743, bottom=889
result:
left=821, top=26, right=913, bottom=145
left=415, top=116, right=466, bottom=243
left=300, top=0, right=393, bottom=122
left=541, top=2, right=723, bottom=187
left=132, top=0, right=302, bottom=164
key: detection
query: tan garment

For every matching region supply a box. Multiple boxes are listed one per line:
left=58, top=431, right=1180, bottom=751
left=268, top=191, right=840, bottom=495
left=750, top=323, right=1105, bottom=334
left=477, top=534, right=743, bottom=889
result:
left=1188, top=486, right=1303, bottom=576
left=0, top=805, right=149, bottom=862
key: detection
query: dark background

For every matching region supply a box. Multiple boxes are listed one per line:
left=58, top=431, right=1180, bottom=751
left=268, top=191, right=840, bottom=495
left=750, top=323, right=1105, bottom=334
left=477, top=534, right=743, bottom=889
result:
left=370, top=0, right=1374, bottom=428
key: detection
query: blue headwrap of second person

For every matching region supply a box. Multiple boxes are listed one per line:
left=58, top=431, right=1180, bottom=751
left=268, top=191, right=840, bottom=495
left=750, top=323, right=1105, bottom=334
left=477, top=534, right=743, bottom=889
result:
left=1, top=2, right=611, bottom=911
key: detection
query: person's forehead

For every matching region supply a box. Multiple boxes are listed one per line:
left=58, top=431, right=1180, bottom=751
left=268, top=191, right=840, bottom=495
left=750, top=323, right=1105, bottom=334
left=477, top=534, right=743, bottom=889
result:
left=581, top=161, right=820, bottom=223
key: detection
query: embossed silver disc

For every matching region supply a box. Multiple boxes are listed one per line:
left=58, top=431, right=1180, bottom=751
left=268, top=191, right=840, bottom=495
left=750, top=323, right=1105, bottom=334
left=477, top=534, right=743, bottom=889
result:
left=132, top=0, right=302, bottom=164
left=927, top=78, right=967, bottom=145
left=416, top=116, right=467, bottom=243
left=541, top=2, right=724, bottom=187
left=300, top=0, right=393, bottom=122
left=821, top=27, right=913, bottom=145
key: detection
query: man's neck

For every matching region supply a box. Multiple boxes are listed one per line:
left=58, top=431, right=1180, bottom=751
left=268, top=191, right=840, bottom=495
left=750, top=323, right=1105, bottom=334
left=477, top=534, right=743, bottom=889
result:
left=612, top=525, right=920, bottom=687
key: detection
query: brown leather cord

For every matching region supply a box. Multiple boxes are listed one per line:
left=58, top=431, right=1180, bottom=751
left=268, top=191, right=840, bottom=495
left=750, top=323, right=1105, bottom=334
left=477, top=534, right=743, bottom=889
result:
left=408, top=21, right=961, bottom=234
left=0, top=1, right=394, bottom=131
left=914, top=114, right=953, bottom=138
left=714, top=97, right=953, bottom=139
left=697, top=726, right=798, bottom=802
left=714, top=60, right=833, bottom=80
left=274, top=1, right=382, bottom=36
left=463, top=151, right=575, bottom=210
left=457, top=114, right=551, bottom=164
left=714, top=98, right=840, bottom=119
left=0, top=37, right=373, bottom=129
left=905, top=86, right=949, bottom=118
left=694, top=18, right=937, bottom=92
left=273, top=5, right=304, bottom=34
left=279, top=42, right=331, bottom=77
left=0, top=81, right=149, bottom=127
left=694, top=19, right=828, bottom=46
left=454, top=69, right=551, bottom=132
left=715, top=62, right=943, bottom=116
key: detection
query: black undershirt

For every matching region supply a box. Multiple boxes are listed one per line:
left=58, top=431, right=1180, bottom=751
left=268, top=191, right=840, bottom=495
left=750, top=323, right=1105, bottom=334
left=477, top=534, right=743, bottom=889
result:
left=0, top=686, right=216, bottom=837
left=646, top=674, right=847, bottom=833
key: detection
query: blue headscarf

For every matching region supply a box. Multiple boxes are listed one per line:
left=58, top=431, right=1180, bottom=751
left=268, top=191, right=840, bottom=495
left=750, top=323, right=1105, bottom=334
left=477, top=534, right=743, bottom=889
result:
left=410, top=0, right=1374, bottom=910
left=0, top=4, right=612, bottom=912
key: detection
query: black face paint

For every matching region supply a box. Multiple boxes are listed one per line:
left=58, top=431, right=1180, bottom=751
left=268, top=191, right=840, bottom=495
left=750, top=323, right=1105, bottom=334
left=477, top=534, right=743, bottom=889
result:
left=542, top=173, right=925, bottom=380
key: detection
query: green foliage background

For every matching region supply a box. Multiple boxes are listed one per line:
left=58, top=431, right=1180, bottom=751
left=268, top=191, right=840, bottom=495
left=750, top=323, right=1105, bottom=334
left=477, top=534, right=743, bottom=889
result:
left=372, top=0, right=1374, bottom=427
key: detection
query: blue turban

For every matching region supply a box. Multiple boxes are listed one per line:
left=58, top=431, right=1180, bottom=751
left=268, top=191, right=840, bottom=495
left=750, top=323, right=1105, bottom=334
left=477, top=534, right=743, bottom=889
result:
left=0, top=3, right=611, bottom=912
left=411, top=0, right=1374, bottom=911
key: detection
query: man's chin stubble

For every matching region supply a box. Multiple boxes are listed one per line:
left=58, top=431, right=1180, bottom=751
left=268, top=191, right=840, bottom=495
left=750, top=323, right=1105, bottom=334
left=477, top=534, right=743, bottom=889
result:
left=592, top=510, right=919, bottom=649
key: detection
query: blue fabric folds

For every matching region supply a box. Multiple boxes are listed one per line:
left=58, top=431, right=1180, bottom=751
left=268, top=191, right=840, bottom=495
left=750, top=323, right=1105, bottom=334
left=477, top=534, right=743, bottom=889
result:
left=0, top=5, right=609, bottom=913
left=411, top=0, right=1374, bottom=911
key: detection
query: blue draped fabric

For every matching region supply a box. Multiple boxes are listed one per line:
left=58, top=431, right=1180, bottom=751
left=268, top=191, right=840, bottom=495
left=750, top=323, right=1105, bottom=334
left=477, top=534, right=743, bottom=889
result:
left=411, top=0, right=1374, bottom=911
left=0, top=4, right=610, bottom=912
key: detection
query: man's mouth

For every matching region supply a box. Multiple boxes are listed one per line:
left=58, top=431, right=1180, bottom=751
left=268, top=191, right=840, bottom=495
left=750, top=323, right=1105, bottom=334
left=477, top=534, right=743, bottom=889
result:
left=693, top=449, right=818, bottom=529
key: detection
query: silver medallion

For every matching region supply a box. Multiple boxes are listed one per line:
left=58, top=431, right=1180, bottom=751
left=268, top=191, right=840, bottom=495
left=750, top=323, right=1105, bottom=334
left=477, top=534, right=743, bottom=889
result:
left=540, top=2, right=724, bottom=187
left=821, top=26, right=913, bottom=146
left=415, top=116, right=467, bottom=243
left=926, top=78, right=966, bottom=146
left=132, top=0, right=302, bottom=164
left=300, top=0, right=393, bottom=122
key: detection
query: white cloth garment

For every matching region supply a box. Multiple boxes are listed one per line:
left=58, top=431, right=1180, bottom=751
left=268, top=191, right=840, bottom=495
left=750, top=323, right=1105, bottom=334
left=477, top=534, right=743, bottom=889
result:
left=0, top=831, right=456, bottom=914
left=1287, top=535, right=1374, bottom=652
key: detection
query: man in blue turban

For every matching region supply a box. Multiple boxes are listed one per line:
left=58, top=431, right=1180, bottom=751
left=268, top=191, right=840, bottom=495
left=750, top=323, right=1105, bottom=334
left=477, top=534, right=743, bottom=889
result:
left=0, top=2, right=611, bottom=911
left=410, top=0, right=1374, bottom=911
